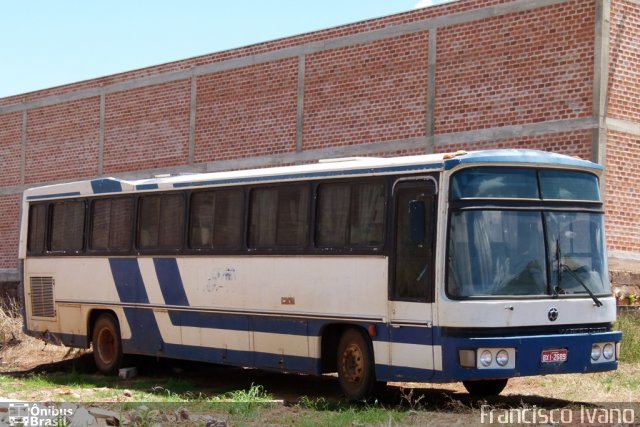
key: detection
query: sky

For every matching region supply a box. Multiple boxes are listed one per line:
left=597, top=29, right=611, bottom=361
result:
left=0, top=0, right=455, bottom=99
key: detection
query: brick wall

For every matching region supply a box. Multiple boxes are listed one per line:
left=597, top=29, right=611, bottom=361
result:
left=303, top=33, right=429, bottom=149
left=0, top=195, right=20, bottom=270
left=607, top=0, right=640, bottom=264
left=25, top=99, right=100, bottom=184
left=104, top=80, right=191, bottom=173
left=195, top=58, right=299, bottom=162
left=609, top=0, right=640, bottom=123
left=0, top=0, right=639, bottom=275
left=435, top=0, right=595, bottom=134
left=0, top=112, right=22, bottom=188
left=434, top=130, right=593, bottom=159
left=606, top=132, right=640, bottom=254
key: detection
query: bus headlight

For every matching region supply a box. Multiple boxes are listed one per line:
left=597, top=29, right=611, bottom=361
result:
left=602, top=343, right=615, bottom=360
left=591, top=344, right=602, bottom=361
left=479, top=350, right=492, bottom=367
left=495, top=349, right=509, bottom=367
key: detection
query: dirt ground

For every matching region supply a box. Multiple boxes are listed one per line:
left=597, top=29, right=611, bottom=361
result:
left=1, top=323, right=638, bottom=426
left=2, top=335, right=638, bottom=404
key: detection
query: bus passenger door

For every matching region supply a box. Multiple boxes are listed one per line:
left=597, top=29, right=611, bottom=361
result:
left=388, top=178, right=437, bottom=381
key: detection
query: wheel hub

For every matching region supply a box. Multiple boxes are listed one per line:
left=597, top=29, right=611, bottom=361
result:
left=97, top=328, right=116, bottom=364
left=341, top=343, right=364, bottom=383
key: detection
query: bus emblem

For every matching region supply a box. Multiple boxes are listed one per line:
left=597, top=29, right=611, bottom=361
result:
left=548, top=308, right=559, bottom=322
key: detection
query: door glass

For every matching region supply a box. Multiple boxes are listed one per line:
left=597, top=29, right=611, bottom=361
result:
left=393, top=183, right=436, bottom=301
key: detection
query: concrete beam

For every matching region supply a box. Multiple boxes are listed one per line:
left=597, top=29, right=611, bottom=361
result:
left=0, top=269, right=20, bottom=283
left=592, top=0, right=611, bottom=167
left=433, top=117, right=597, bottom=146
left=607, top=118, right=640, bottom=136
left=425, top=28, right=437, bottom=154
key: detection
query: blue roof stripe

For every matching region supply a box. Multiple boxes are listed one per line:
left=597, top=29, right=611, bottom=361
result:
left=136, top=183, right=159, bottom=190
left=90, top=178, right=123, bottom=194
left=172, top=163, right=443, bottom=189
left=26, top=191, right=82, bottom=201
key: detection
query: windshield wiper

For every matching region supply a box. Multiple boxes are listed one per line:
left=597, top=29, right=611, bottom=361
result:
left=554, top=239, right=562, bottom=297
left=559, top=263, right=603, bottom=307
left=555, top=239, right=602, bottom=307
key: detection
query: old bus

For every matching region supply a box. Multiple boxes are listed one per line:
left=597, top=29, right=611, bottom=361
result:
left=20, top=150, right=621, bottom=400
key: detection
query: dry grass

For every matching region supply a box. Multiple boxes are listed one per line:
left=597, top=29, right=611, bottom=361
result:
left=0, top=297, right=85, bottom=371
left=0, top=297, right=21, bottom=347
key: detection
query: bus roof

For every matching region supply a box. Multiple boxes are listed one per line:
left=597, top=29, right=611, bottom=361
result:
left=24, top=149, right=602, bottom=200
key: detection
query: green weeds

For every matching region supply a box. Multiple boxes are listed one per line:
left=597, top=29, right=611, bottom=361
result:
left=615, top=310, right=640, bottom=363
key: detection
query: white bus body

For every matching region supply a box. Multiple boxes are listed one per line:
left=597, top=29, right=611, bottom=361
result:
left=19, top=150, right=621, bottom=399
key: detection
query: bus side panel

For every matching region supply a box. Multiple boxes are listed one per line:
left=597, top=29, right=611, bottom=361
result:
left=23, top=256, right=442, bottom=378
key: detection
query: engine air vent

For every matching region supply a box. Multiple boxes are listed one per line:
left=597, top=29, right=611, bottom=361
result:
left=30, top=276, right=55, bottom=318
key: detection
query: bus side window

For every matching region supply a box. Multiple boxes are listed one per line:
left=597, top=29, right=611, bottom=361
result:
left=50, top=201, right=86, bottom=253
left=27, top=204, right=47, bottom=254
left=316, top=181, right=385, bottom=248
left=249, top=185, right=309, bottom=248
left=90, top=197, right=133, bottom=252
left=189, top=189, right=243, bottom=250
left=137, top=194, right=185, bottom=250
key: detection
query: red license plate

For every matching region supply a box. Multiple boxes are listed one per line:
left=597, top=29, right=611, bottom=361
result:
left=541, top=349, right=568, bottom=363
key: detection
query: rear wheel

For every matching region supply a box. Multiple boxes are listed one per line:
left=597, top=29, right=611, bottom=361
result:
left=337, top=328, right=378, bottom=401
left=463, top=379, right=508, bottom=397
left=92, top=313, right=123, bottom=375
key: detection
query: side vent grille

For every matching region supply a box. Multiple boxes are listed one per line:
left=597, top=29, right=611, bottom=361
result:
left=30, top=276, right=55, bottom=318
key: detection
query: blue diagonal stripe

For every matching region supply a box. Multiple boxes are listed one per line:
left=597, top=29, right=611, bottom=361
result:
left=109, top=258, right=149, bottom=304
left=153, top=258, right=190, bottom=306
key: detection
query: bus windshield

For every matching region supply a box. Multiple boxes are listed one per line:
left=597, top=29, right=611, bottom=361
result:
left=447, top=168, right=609, bottom=299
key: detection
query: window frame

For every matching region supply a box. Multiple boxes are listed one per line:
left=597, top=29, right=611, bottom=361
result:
left=186, top=187, right=246, bottom=254
left=26, top=203, right=48, bottom=256
left=47, top=200, right=87, bottom=255
left=247, top=183, right=311, bottom=252
left=445, top=166, right=606, bottom=301
left=388, top=178, right=438, bottom=303
left=87, top=195, right=135, bottom=254
left=313, top=178, right=388, bottom=252
left=135, top=192, right=187, bottom=254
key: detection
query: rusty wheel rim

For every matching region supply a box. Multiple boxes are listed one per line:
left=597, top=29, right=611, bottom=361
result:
left=341, top=343, right=364, bottom=384
left=97, top=327, right=116, bottom=365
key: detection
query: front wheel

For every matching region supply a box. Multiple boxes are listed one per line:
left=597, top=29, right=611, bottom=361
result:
left=92, top=313, right=123, bottom=375
left=337, top=328, right=378, bottom=401
left=463, top=379, right=508, bottom=397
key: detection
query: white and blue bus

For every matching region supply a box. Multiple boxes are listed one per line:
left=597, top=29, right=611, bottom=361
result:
left=19, top=149, right=621, bottom=400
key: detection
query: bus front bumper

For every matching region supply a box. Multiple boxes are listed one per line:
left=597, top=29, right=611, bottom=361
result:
left=433, top=330, right=622, bottom=382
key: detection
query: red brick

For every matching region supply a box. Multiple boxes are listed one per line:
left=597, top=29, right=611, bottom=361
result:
left=195, top=58, right=298, bottom=163
left=0, top=112, right=22, bottom=187
left=25, top=99, right=100, bottom=184
left=104, top=80, right=191, bottom=173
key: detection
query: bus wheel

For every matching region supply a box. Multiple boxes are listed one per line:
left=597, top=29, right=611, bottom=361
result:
left=92, top=313, right=123, bottom=375
left=463, top=379, right=508, bottom=397
left=337, top=328, right=376, bottom=401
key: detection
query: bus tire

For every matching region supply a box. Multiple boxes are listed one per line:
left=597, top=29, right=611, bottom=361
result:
left=92, top=313, right=123, bottom=375
left=463, top=379, right=508, bottom=397
left=337, top=328, right=377, bottom=401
